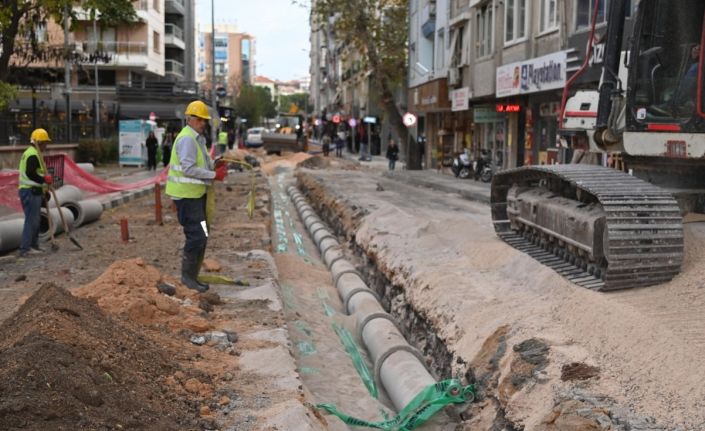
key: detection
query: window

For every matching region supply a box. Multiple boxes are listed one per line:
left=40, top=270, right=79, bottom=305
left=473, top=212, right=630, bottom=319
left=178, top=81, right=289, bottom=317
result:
left=576, top=0, right=631, bottom=30
left=153, top=31, right=160, bottom=54
left=504, top=0, right=527, bottom=44
left=540, top=0, right=558, bottom=32
left=476, top=1, right=494, bottom=58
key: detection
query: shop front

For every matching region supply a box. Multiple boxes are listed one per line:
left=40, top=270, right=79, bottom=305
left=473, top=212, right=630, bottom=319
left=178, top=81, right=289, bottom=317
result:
left=496, top=51, right=568, bottom=166
left=408, top=78, right=451, bottom=169
left=473, top=105, right=506, bottom=170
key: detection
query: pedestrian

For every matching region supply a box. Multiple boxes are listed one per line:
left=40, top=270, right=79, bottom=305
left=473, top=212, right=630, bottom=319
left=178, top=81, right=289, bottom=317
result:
left=217, top=128, right=228, bottom=155
left=17, top=128, right=53, bottom=257
left=165, top=100, right=228, bottom=292
left=386, top=138, right=399, bottom=170
left=321, top=133, right=331, bottom=157
left=227, top=129, right=235, bottom=150
left=162, top=132, right=172, bottom=168
left=145, top=131, right=158, bottom=170
left=335, top=134, right=344, bottom=157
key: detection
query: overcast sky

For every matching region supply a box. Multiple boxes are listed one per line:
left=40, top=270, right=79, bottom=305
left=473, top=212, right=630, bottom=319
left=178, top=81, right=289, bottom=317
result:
left=195, top=0, right=311, bottom=82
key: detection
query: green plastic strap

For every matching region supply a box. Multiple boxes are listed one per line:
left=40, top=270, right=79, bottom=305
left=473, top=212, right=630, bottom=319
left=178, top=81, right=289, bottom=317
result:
left=332, top=322, right=378, bottom=399
left=197, top=274, right=236, bottom=285
left=316, top=379, right=475, bottom=431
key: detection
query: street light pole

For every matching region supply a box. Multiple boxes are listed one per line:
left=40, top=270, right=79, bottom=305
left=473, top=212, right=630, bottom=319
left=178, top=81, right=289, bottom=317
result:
left=211, top=0, right=217, bottom=145
left=63, top=4, right=72, bottom=144
left=93, top=16, right=100, bottom=139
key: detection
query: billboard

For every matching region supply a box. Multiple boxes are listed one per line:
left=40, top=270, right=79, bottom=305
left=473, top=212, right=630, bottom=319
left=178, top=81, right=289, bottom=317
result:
left=496, top=51, right=567, bottom=98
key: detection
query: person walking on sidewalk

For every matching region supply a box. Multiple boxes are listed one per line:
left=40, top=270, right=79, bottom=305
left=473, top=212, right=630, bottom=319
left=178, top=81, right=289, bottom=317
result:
left=145, top=131, right=158, bottom=170
left=166, top=100, right=228, bottom=292
left=335, top=133, right=344, bottom=157
left=386, top=138, right=399, bottom=171
left=217, top=128, right=228, bottom=155
left=161, top=132, right=172, bottom=168
left=321, top=133, right=331, bottom=157
left=17, top=128, right=53, bottom=257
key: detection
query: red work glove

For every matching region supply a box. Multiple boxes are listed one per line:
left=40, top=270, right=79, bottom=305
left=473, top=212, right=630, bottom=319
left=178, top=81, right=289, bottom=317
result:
left=214, top=165, right=227, bottom=181
left=43, top=175, right=53, bottom=185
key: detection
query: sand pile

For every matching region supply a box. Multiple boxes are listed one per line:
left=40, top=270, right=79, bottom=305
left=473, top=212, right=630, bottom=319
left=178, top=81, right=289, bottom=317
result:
left=0, top=283, right=207, bottom=430
left=73, top=258, right=213, bottom=333
left=261, top=152, right=312, bottom=176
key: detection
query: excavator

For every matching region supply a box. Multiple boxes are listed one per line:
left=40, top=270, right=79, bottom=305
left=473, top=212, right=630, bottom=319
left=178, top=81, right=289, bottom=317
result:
left=491, top=0, right=704, bottom=290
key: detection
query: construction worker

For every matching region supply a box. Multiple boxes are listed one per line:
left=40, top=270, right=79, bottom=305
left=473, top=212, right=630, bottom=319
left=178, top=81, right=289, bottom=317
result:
left=166, top=100, right=227, bottom=292
left=217, top=128, right=228, bottom=155
left=17, top=128, right=53, bottom=257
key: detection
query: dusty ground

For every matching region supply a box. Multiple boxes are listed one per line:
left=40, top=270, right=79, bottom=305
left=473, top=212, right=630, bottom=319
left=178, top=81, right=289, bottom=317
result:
left=0, top=159, right=321, bottom=430
left=296, top=166, right=705, bottom=430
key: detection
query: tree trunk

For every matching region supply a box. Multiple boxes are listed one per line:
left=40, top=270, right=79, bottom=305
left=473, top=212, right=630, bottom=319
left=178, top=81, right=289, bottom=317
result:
left=0, top=2, right=22, bottom=82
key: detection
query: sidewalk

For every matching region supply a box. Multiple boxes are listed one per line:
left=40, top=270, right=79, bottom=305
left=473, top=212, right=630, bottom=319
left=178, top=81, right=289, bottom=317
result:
left=335, top=149, right=491, bottom=204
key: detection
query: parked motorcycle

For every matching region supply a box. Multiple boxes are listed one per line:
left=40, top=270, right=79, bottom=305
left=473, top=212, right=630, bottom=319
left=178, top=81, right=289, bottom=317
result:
left=473, top=155, right=493, bottom=183
left=451, top=152, right=472, bottom=179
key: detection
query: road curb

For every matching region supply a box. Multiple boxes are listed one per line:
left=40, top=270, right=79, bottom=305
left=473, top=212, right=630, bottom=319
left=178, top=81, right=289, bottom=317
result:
left=382, top=171, right=490, bottom=204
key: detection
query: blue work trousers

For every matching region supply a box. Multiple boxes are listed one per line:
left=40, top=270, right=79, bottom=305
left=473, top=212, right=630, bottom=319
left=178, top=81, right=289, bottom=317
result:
left=19, top=188, right=43, bottom=252
left=174, top=196, right=208, bottom=255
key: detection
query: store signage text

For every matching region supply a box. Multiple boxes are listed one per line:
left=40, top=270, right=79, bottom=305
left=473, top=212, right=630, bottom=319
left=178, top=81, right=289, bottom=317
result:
left=496, top=104, right=521, bottom=113
left=450, top=87, right=470, bottom=112
left=496, top=51, right=567, bottom=97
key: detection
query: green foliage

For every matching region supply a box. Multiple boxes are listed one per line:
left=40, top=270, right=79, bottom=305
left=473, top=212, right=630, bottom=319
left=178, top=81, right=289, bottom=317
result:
left=234, top=84, right=277, bottom=126
left=76, top=136, right=118, bottom=164
left=0, top=0, right=137, bottom=81
left=279, top=93, right=312, bottom=114
left=0, top=82, right=17, bottom=111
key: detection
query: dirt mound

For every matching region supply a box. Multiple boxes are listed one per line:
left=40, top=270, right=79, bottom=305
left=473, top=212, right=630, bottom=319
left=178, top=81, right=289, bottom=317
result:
left=261, top=152, right=312, bottom=176
left=0, top=283, right=205, bottom=430
left=73, top=258, right=213, bottom=333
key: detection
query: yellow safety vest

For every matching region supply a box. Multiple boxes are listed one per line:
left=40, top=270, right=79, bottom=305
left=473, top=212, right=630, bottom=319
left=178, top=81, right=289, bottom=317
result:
left=18, top=145, right=45, bottom=190
left=165, top=127, right=211, bottom=198
left=218, top=131, right=228, bottom=145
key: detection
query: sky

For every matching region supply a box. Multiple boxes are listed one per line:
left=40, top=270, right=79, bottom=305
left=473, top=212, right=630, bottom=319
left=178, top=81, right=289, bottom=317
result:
left=195, top=0, right=311, bottom=82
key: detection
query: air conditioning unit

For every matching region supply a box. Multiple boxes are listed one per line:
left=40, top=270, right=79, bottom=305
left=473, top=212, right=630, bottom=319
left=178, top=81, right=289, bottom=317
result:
left=448, top=67, right=460, bottom=87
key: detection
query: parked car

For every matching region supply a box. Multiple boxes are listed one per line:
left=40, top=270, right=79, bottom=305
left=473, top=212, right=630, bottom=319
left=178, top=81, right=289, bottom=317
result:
left=245, top=127, right=265, bottom=148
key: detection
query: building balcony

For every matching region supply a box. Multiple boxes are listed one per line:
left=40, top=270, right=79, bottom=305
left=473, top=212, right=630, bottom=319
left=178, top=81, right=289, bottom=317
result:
left=164, top=23, right=185, bottom=50
left=165, top=0, right=186, bottom=15
left=165, top=59, right=185, bottom=78
left=80, top=41, right=149, bottom=69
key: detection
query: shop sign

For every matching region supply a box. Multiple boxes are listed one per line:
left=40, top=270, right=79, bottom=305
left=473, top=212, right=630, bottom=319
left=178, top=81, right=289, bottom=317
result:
left=450, top=87, right=470, bottom=112
left=474, top=105, right=505, bottom=123
left=496, top=51, right=567, bottom=97
left=496, top=103, right=521, bottom=113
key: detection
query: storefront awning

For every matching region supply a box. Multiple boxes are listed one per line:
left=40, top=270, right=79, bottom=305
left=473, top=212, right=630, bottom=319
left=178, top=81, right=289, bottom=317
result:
left=118, top=102, right=187, bottom=120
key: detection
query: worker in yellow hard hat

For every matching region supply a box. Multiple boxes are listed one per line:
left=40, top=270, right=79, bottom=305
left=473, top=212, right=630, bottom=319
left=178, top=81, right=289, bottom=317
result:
left=17, top=128, right=53, bottom=257
left=165, top=100, right=227, bottom=292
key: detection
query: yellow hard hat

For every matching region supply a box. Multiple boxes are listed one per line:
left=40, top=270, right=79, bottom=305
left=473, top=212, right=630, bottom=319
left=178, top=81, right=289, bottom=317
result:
left=30, top=128, right=51, bottom=144
left=184, top=100, right=211, bottom=120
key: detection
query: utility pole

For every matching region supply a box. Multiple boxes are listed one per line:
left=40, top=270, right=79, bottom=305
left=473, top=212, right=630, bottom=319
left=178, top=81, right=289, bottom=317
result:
left=64, top=4, right=72, bottom=144
left=93, top=15, right=100, bottom=139
left=210, top=0, right=217, bottom=145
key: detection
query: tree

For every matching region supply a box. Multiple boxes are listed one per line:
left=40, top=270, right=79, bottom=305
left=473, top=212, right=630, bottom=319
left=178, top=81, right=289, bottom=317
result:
left=279, top=92, right=312, bottom=115
left=234, top=84, right=276, bottom=126
left=0, top=0, right=137, bottom=99
left=311, top=0, right=417, bottom=167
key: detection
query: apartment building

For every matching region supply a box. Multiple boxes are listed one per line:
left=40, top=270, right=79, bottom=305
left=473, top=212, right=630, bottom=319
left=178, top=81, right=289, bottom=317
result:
left=1, top=0, right=198, bottom=144
left=197, top=24, right=255, bottom=100
left=408, top=0, right=636, bottom=170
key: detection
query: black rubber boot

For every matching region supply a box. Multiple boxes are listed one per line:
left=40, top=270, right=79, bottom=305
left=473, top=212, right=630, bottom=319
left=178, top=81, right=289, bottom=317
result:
left=181, top=251, right=209, bottom=293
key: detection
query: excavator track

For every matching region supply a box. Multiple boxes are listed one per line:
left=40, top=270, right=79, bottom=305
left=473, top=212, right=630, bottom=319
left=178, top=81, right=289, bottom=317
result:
left=491, top=164, right=683, bottom=291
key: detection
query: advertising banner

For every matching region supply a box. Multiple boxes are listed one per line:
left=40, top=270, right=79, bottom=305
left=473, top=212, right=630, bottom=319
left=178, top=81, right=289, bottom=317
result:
left=450, top=87, right=470, bottom=112
left=119, top=120, right=148, bottom=166
left=496, top=51, right=567, bottom=98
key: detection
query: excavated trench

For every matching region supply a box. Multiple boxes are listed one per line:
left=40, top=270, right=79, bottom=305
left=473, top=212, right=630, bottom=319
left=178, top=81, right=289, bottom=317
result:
left=295, top=172, right=522, bottom=430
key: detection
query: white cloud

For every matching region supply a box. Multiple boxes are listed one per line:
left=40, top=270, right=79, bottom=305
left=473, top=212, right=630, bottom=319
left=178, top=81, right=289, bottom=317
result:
left=195, top=0, right=311, bottom=81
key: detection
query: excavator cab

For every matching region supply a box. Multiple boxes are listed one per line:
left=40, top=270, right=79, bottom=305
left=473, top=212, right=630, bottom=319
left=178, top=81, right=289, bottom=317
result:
left=628, top=0, right=705, bottom=130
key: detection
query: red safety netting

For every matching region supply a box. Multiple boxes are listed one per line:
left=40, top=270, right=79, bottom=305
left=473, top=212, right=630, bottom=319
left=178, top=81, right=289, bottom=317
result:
left=0, top=154, right=167, bottom=213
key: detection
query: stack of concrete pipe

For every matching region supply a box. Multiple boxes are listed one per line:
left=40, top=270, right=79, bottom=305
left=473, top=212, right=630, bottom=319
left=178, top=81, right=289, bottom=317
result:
left=287, top=185, right=436, bottom=411
left=0, top=185, right=104, bottom=253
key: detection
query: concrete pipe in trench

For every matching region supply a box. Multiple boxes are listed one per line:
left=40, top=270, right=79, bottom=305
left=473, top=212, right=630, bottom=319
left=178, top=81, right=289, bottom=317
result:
left=0, top=218, right=24, bottom=253
left=287, top=186, right=438, bottom=412
left=61, top=199, right=104, bottom=228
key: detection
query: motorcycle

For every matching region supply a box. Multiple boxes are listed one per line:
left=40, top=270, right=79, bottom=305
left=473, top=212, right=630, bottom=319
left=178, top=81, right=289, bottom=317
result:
left=451, top=152, right=472, bottom=179
left=473, top=157, right=493, bottom=183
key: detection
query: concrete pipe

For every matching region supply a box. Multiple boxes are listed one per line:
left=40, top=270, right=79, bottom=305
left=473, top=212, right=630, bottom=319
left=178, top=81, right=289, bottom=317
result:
left=380, top=350, right=437, bottom=410
left=0, top=218, right=24, bottom=253
left=76, top=162, right=95, bottom=173
left=320, top=239, right=342, bottom=260
left=39, top=207, right=75, bottom=241
left=303, top=213, right=322, bottom=231
left=336, top=272, right=379, bottom=313
left=62, top=199, right=104, bottom=228
left=48, top=185, right=83, bottom=207
left=312, top=226, right=335, bottom=248
left=331, top=259, right=360, bottom=286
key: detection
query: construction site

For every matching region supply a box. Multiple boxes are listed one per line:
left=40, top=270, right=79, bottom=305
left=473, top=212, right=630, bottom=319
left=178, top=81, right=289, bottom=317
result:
left=2, top=148, right=705, bottom=431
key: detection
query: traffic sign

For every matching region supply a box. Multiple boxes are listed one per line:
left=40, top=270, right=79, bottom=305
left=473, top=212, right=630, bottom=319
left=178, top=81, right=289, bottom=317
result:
left=403, top=112, right=417, bottom=127
left=332, top=114, right=341, bottom=124
left=348, top=118, right=357, bottom=127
